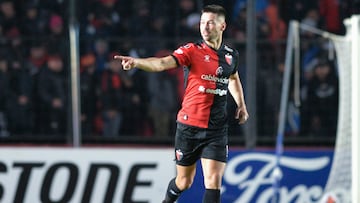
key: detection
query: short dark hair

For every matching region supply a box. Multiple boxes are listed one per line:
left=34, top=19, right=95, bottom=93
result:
left=202, top=4, right=226, bottom=19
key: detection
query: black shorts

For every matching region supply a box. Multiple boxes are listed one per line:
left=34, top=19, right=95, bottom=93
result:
left=174, top=123, right=229, bottom=166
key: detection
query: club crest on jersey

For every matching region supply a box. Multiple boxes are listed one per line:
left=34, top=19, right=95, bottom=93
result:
left=225, top=53, right=233, bottom=65
left=176, top=149, right=184, bottom=161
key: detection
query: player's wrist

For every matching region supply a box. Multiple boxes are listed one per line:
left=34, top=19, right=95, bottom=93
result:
left=132, top=58, right=138, bottom=68
left=238, top=104, right=246, bottom=110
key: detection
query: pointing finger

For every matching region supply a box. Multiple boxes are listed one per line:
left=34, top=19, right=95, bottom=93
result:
left=113, top=55, right=123, bottom=60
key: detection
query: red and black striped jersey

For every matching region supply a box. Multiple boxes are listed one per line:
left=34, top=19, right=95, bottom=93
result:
left=172, top=41, right=239, bottom=129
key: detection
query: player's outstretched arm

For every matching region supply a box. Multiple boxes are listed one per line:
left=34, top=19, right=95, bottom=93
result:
left=113, top=55, right=177, bottom=72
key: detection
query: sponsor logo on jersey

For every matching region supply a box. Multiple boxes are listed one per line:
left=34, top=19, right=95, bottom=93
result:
left=198, top=85, right=227, bottom=96
left=198, top=85, right=206, bottom=93
left=201, top=74, right=229, bottom=84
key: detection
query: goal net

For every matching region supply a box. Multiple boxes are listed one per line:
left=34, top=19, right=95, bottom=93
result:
left=320, top=15, right=360, bottom=203
left=274, top=15, right=360, bottom=203
left=321, top=24, right=352, bottom=203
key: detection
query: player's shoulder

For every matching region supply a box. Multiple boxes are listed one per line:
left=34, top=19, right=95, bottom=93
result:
left=180, top=42, right=200, bottom=50
left=222, top=44, right=240, bottom=57
left=174, top=42, right=200, bottom=55
left=222, top=44, right=236, bottom=53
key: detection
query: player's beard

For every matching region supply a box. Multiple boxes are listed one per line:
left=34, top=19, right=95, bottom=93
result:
left=201, top=31, right=218, bottom=43
left=202, top=34, right=210, bottom=41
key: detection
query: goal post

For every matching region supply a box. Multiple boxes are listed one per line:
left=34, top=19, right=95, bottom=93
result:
left=323, top=25, right=351, bottom=203
left=274, top=15, right=360, bottom=203
left=349, top=15, right=360, bottom=203
left=324, top=15, right=360, bottom=203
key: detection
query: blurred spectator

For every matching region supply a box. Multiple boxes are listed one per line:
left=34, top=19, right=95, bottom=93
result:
left=122, top=73, right=150, bottom=136
left=230, top=0, right=270, bottom=40
left=303, top=61, right=338, bottom=137
left=20, top=2, right=48, bottom=37
left=0, top=0, right=347, bottom=140
left=37, top=0, right=68, bottom=17
left=147, top=71, right=178, bottom=137
left=232, top=0, right=269, bottom=21
left=116, top=45, right=153, bottom=136
left=146, top=50, right=178, bottom=137
left=99, top=53, right=125, bottom=137
left=319, top=0, right=341, bottom=34
left=301, top=9, right=320, bottom=37
left=6, top=28, right=26, bottom=63
left=0, top=57, right=10, bottom=137
left=278, top=0, right=318, bottom=24
left=228, top=6, right=247, bottom=41
left=147, top=16, right=175, bottom=50
left=36, top=54, right=67, bottom=135
left=300, top=41, right=321, bottom=88
left=340, top=0, right=360, bottom=19
left=80, top=53, right=99, bottom=136
left=177, top=0, right=201, bottom=37
left=93, top=38, right=109, bottom=74
left=0, top=0, right=20, bottom=39
left=258, top=2, right=287, bottom=71
left=128, top=0, right=152, bottom=38
left=6, top=56, right=34, bottom=135
left=264, top=2, right=287, bottom=42
left=125, top=0, right=167, bottom=56
left=85, top=0, right=124, bottom=38
left=148, top=0, right=176, bottom=38
left=46, top=14, right=68, bottom=57
left=26, top=42, right=48, bottom=75
left=258, top=62, right=283, bottom=136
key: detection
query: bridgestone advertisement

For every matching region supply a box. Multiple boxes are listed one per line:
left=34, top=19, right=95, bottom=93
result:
left=0, top=147, right=174, bottom=203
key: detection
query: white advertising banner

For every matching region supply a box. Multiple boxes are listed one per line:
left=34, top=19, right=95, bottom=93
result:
left=0, top=147, right=175, bottom=203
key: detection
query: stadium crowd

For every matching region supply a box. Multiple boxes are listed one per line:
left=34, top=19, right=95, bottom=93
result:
left=0, top=0, right=358, bottom=139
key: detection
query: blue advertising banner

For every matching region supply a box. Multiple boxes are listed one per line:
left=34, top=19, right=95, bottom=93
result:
left=178, top=148, right=333, bottom=203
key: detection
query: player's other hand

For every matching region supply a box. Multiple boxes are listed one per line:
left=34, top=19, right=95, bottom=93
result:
left=235, top=106, right=249, bottom=124
left=113, top=55, right=135, bottom=70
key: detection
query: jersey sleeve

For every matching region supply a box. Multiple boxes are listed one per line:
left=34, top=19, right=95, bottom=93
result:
left=231, top=49, right=240, bottom=75
left=171, top=43, right=194, bottom=67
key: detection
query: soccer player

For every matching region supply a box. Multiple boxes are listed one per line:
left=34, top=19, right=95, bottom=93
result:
left=114, top=4, right=249, bottom=203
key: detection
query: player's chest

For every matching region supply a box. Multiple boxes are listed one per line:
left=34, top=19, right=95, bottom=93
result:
left=190, top=50, right=235, bottom=78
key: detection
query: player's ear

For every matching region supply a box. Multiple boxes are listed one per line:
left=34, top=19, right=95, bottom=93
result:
left=221, top=22, right=226, bottom=31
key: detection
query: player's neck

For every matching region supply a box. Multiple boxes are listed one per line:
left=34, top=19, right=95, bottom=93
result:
left=205, top=38, right=222, bottom=50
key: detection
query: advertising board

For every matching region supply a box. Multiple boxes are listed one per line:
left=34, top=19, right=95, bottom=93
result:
left=0, top=147, right=333, bottom=203
left=0, top=147, right=174, bottom=203
left=179, top=149, right=333, bottom=203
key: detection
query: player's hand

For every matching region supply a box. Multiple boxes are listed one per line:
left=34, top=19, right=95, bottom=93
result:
left=113, top=55, right=135, bottom=70
left=235, top=106, right=249, bottom=124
